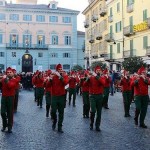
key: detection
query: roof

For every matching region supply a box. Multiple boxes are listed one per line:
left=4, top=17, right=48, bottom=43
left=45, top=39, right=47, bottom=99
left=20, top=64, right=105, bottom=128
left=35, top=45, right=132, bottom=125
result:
left=5, top=3, right=80, bottom=14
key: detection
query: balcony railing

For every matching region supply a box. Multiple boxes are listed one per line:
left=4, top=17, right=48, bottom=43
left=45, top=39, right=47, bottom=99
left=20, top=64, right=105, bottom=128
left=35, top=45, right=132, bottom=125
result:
left=105, top=33, right=114, bottom=42
left=123, top=49, right=136, bottom=58
left=146, top=46, right=150, bottom=56
left=127, top=3, right=134, bottom=13
left=104, top=53, right=115, bottom=61
left=6, top=43, right=49, bottom=50
left=99, top=7, right=107, bottom=17
left=108, top=15, right=113, bottom=23
left=89, top=35, right=95, bottom=43
left=91, top=51, right=98, bottom=58
left=96, top=32, right=102, bottom=40
left=91, top=15, right=98, bottom=22
left=147, top=18, right=150, bottom=28
left=123, top=25, right=134, bottom=36
left=84, top=52, right=89, bottom=59
left=84, top=21, right=89, bottom=28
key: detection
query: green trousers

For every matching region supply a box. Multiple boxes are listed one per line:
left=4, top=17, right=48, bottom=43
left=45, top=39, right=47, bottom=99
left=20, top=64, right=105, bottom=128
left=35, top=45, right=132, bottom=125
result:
left=82, top=92, right=90, bottom=117
left=90, top=94, right=103, bottom=128
left=14, top=89, right=19, bottom=112
left=122, top=91, right=132, bottom=116
left=69, top=88, right=76, bottom=106
left=103, top=87, right=110, bottom=108
left=36, top=87, right=44, bottom=107
left=134, top=95, right=149, bottom=125
left=1, top=96, right=14, bottom=129
left=51, top=95, right=65, bottom=129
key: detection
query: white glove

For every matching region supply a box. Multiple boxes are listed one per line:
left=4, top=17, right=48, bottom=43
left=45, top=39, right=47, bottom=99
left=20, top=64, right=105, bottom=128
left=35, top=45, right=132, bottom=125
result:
left=55, top=71, right=61, bottom=77
left=92, top=72, right=97, bottom=77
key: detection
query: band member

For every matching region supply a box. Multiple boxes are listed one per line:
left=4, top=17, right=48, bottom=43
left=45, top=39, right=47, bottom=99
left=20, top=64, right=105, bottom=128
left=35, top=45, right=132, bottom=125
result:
left=68, top=71, right=79, bottom=107
left=120, top=70, right=132, bottom=117
left=79, top=70, right=90, bottom=118
left=86, top=66, right=105, bottom=131
left=132, top=66, right=150, bottom=128
left=33, top=72, right=45, bottom=108
left=50, top=64, right=69, bottom=133
left=103, top=68, right=111, bottom=109
left=0, top=67, right=16, bottom=133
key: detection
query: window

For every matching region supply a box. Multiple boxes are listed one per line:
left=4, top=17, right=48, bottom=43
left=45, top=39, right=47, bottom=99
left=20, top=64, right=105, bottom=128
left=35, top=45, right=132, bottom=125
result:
left=36, top=15, right=45, bottom=22
left=10, top=14, right=19, bottom=21
left=0, top=52, right=4, bottom=57
left=115, top=21, right=122, bottom=33
left=110, top=7, right=113, bottom=16
left=0, top=1, right=3, bottom=5
left=117, top=43, right=120, bottom=53
left=127, top=0, right=134, bottom=6
left=143, top=36, right=148, bottom=49
left=10, top=34, right=18, bottom=46
left=0, top=13, right=5, bottom=20
left=23, top=15, right=32, bottom=21
left=64, top=36, right=71, bottom=45
left=63, top=64, right=70, bottom=70
left=63, top=53, right=70, bottom=58
left=62, top=17, right=71, bottom=23
left=143, top=9, right=147, bottom=21
left=117, top=2, right=120, bottom=12
left=49, top=16, right=58, bottom=22
left=38, top=53, right=43, bottom=57
left=37, top=35, right=45, bottom=46
left=52, top=4, right=56, bottom=9
left=0, top=34, right=2, bottom=44
left=50, top=53, right=58, bottom=58
left=50, top=64, right=56, bottom=69
left=51, top=35, right=58, bottom=45
left=12, top=52, right=16, bottom=57
left=23, top=35, right=32, bottom=47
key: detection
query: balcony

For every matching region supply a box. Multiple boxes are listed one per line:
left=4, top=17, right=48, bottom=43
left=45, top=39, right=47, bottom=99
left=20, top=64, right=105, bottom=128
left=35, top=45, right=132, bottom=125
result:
left=99, top=7, right=107, bottom=17
left=123, top=49, right=136, bottom=58
left=84, top=21, right=89, bottom=28
left=146, top=46, right=150, bottom=56
left=6, top=43, right=49, bottom=50
left=91, top=51, right=98, bottom=59
left=89, top=35, right=95, bottom=43
left=127, top=3, right=134, bottom=13
left=123, top=25, right=134, bottom=37
left=84, top=52, right=89, bottom=59
left=108, top=15, right=113, bottom=23
left=104, top=53, right=115, bottom=62
left=147, top=18, right=150, bottom=28
left=91, top=15, right=98, bottom=22
left=105, top=33, right=114, bottom=42
left=96, top=32, right=102, bottom=40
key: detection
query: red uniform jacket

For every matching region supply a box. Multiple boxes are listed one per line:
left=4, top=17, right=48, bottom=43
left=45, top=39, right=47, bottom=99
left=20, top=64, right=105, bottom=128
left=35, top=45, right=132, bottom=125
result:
left=34, top=76, right=44, bottom=88
left=120, top=77, right=132, bottom=92
left=80, top=78, right=89, bottom=92
left=44, top=79, right=52, bottom=93
left=69, top=77, right=78, bottom=89
left=50, top=74, right=68, bottom=96
left=1, top=77, right=17, bottom=96
left=131, top=76, right=150, bottom=96
left=14, top=75, right=21, bottom=90
left=86, top=76, right=105, bottom=95
left=103, top=76, right=112, bottom=88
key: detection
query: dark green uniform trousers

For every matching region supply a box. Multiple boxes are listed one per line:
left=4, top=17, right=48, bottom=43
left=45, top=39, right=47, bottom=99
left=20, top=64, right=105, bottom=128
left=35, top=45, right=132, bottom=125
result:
left=122, top=91, right=132, bottom=116
left=36, top=87, right=44, bottom=107
left=90, top=94, right=103, bottom=128
left=1, top=96, right=14, bottom=130
left=103, top=87, right=109, bottom=108
left=134, top=95, right=149, bottom=125
left=69, top=88, right=76, bottom=106
left=82, top=92, right=90, bottom=117
left=14, top=89, right=19, bottom=112
left=51, top=95, right=65, bottom=130
left=45, top=91, right=51, bottom=117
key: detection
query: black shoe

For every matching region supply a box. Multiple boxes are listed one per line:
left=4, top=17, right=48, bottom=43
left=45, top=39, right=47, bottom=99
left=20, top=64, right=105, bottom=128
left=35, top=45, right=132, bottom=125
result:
left=52, top=123, right=56, bottom=130
left=1, top=127, right=6, bottom=132
left=40, top=106, right=42, bottom=108
left=86, top=115, right=89, bottom=118
left=73, top=105, right=76, bottom=107
left=104, top=107, right=109, bottom=109
left=140, top=124, right=147, bottom=128
left=8, top=128, right=12, bottom=133
left=90, top=124, right=93, bottom=130
left=83, top=115, right=86, bottom=118
left=134, top=118, right=138, bottom=125
left=58, top=128, right=64, bottom=133
left=46, top=113, right=49, bottom=118
left=96, top=127, right=101, bottom=132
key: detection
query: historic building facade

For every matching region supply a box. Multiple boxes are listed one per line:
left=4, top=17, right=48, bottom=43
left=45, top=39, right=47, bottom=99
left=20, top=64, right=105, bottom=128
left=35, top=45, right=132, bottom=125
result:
left=0, top=0, right=80, bottom=72
left=83, top=0, right=150, bottom=71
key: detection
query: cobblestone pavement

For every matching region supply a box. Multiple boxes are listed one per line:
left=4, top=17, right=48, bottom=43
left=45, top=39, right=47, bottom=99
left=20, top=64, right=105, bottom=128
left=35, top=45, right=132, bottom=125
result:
left=0, top=90, right=150, bottom=150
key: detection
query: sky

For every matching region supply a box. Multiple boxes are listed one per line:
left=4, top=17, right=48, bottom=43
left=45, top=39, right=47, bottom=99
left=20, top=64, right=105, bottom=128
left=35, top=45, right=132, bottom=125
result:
left=6, top=0, right=89, bottom=31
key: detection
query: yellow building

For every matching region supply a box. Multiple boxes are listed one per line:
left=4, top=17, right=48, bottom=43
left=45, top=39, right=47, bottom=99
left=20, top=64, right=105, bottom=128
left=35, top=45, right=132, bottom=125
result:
left=83, top=0, right=150, bottom=70
left=83, top=0, right=108, bottom=69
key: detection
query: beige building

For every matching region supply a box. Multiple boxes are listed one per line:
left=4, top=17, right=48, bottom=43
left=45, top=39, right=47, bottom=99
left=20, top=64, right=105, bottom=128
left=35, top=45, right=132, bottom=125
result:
left=83, top=0, right=150, bottom=71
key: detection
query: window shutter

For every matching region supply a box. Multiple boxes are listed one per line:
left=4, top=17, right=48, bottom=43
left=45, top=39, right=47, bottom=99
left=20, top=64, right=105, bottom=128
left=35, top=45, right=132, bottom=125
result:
left=43, top=36, right=45, bottom=45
